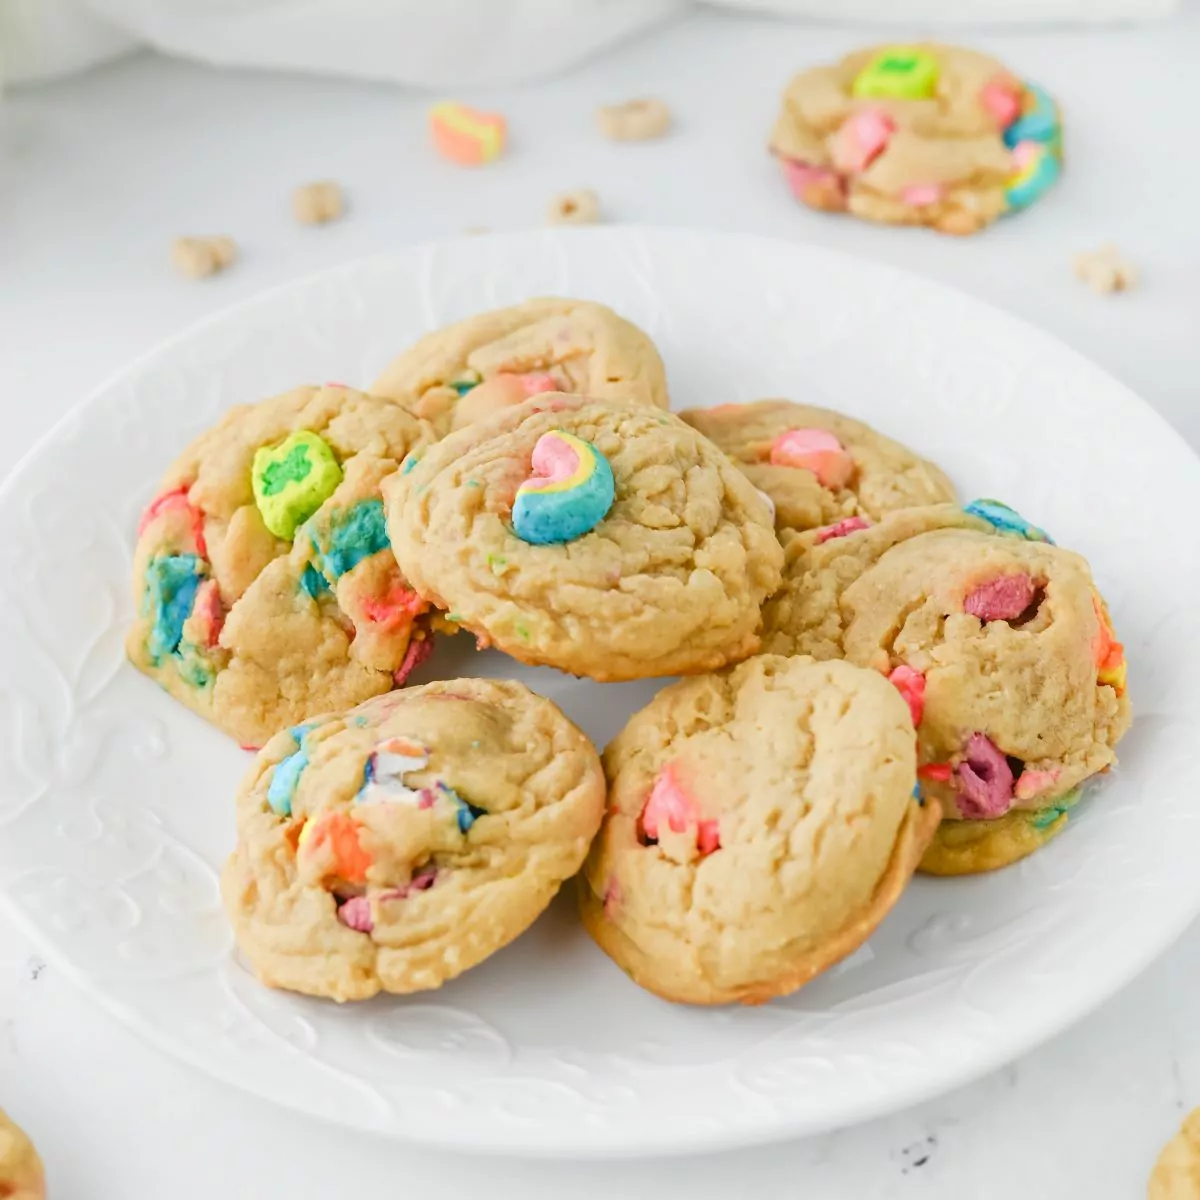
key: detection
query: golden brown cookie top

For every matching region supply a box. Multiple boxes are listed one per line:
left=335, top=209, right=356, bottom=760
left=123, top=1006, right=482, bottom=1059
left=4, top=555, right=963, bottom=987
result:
left=580, top=655, right=936, bottom=1005
left=680, top=398, right=955, bottom=534
left=384, top=395, right=783, bottom=681
left=371, top=297, right=669, bottom=435
left=223, top=678, right=604, bottom=1001
left=0, top=1108, right=45, bottom=1200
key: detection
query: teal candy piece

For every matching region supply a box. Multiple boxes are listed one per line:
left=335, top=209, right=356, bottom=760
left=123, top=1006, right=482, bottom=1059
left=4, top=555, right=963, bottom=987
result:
left=1005, top=146, right=1061, bottom=210
left=964, top=499, right=1054, bottom=544
left=267, top=724, right=314, bottom=816
left=451, top=380, right=479, bottom=396
left=912, top=783, right=925, bottom=807
left=145, top=553, right=204, bottom=662
left=310, top=499, right=390, bottom=583
left=299, top=563, right=331, bottom=600
left=1003, top=83, right=1060, bottom=150
left=438, top=781, right=486, bottom=833
left=401, top=455, right=421, bottom=475
left=1029, top=787, right=1082, bottom=830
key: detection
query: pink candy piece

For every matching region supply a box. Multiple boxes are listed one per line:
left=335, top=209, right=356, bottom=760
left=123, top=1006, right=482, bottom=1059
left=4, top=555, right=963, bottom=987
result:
left=641, top=763, right=720, bottom=856
left=782, top=159, right=844, bottom=202
left=888, top=664, right=926, bottom=727
left=191, top=579, right=224, bottom=648
left=518, top=372, right=557, bottom=396
left=337, top=895, right=373, bottom=932
left=981, top=79, right=1022, bottom=129
left=899, top=184, right=945, bottom=207
left=1011, top=140, right=1040, bottom=171
left=360, top=583, right=426, bottom=627
left=918, top=762, right=952, bottom=783
left=138, top=486, right=208, bottom=558
left=815, top=515, right=871, bottom=544
left=1015, top=768, right=1060, bottom=802
left=394, top=635, right=434, bottom=686
left=522, top=430, right=581, bottom=492
left=832, top=109, right=895, bottom=173
left=963, top=573, right=1038, bottom=623
left=955, top=733, right=1015, bottom=819
left=769, top=428, right=855, bottom=489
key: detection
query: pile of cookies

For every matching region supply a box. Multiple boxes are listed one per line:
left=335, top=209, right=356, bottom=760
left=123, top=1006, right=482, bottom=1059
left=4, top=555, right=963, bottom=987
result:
left=127, top=296, right=1129, bottom=1006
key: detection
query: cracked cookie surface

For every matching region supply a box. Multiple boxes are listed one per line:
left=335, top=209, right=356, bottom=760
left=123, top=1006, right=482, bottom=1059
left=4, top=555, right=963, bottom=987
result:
left=372, top=297, right=669, bottom=436
left=680, top=398, right=955, bottom=534
left=580, top=654, right=936, bottom=1005
left=127, top=385, right=436, bottom=747
left=222, top=678, right=605, bottom=1001
left=760, top=503, right=1130, bottom=873
left=384, top=395, right=783, bottom=681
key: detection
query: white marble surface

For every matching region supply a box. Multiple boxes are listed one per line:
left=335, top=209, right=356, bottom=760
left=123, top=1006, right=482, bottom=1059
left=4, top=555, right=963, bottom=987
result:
left=1, top=6, right=1198, bottom=1196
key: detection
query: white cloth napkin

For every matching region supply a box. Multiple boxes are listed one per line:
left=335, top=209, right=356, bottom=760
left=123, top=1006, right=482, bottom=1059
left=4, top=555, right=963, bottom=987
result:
left=1, top=0, right=1179, bottom=88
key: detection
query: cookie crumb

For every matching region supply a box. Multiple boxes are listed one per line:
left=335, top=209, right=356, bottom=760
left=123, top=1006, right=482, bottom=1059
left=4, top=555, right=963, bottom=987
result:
left=548, top=189, right=600, bottom=226
left=597, top=98, right=671, bottom=141
left=171, top=236, right=237, bottom=279
left=1073, top=245, right=1136, bottom=293
left=293, top=180, right=345, bottom=225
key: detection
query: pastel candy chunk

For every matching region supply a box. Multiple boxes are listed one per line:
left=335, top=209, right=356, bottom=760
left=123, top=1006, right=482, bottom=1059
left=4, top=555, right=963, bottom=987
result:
left=831, top=108, right=895, bottom=173
left=337, top=895, right=373, bottom=932
left=1029, top=787, right=1081, bottom=829
left=900, top=183, right=944, bottom=207
left=358, top=736, right=429, bottom=805
left=963, top=498, right=1054, bottom=544
left=252, top=430, right=343, bottom=540
left=298, top=811, right=372, bottom=883
left=267, top=724, right=314, bottom=816
left=851, top=46, right=940, bottom=101
left=429, top=101, right=507, bottom=166
left=394, top=635, right=434, bottom=685
left=641, top=763, right=720, bottom=856
left=815, top=515, right=871, bottom=544
left=1092, top=592, right=1127, bottom=693
left=144, top=553, right=204, bottom=662
left=955, top=733, right=1015, bottom=819
left=512, top=430, right=615, bottom=545
left=309, top=498, right=390, bottom=583
left=1015, top=767, right=1060, bottom=802
left=1005, top=140, right=1061, bottom=210
left=963, top=572, right=1038, bottom=622
left=981, top=77, right=1023, bottom=130
left=138, top=486, right=208, bottom=557
left=769, top=427, right=856, bottom=489
left=781, top=159, right=847, bottom=209
left=887, top=664, right=925, bottom=727
left=1003, top=82, right=1060, bottom=150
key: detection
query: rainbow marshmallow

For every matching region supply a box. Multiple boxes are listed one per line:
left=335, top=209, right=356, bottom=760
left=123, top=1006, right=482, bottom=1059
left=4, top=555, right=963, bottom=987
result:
left=429, top=102, right=508, bottom=166
left=512, top=430, right=615, bottom=545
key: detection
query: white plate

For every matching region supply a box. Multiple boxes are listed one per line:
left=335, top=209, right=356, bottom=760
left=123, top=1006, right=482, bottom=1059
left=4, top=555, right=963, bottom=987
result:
left=0, top=228, right=1196, bottom=1159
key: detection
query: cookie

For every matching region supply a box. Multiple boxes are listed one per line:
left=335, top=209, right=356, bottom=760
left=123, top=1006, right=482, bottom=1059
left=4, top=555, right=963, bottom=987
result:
left=770, top=43, right=1062, bottom=235
left=761, top=502, right=1130, bottom=873
left=680, top=399, right=955, bottom=534
left=579, top=655, right=938, bottom=1005
left=127, top=385, right=438, bottom=748
left=371, top=297, right=669, bottom=436
left=1150, top=1108, right=1200, bottom=1200
left=0, top=1108, right=44, bottom=1200
left=384, top=395, right=783, bottom=681
left=221, top=678, right=604, bottom=1001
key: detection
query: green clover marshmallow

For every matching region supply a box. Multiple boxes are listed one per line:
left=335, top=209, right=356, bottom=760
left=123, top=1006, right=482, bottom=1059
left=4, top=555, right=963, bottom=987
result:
left=252, top=430, right=343, bottom=540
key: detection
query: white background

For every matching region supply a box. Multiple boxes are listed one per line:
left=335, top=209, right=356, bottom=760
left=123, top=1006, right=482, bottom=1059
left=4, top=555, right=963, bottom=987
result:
left=2, top=6, right=1199, bottom=1196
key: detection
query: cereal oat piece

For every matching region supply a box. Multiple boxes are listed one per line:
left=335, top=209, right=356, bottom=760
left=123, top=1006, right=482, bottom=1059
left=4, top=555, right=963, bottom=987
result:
left=597, top=98, right=671, bottom=141
left=770, top=43, right=1063, bottom=235
left=1151, top=1107, right=1200, bottom=1199
left=222, top=678, right=605, bottom=1001
left=1073, top=244, right=1137, bottom=294
left=429, top=102, right=507, bottom=166
left=293, top=180, right=345, bottom=225
left=547, top=188, right=600, bottom=225
left=171, top=235, right=237, bottom=279
left=580, top=654, right=938, bottom=1005
left=0, top=1108, right=45, bottom=1200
